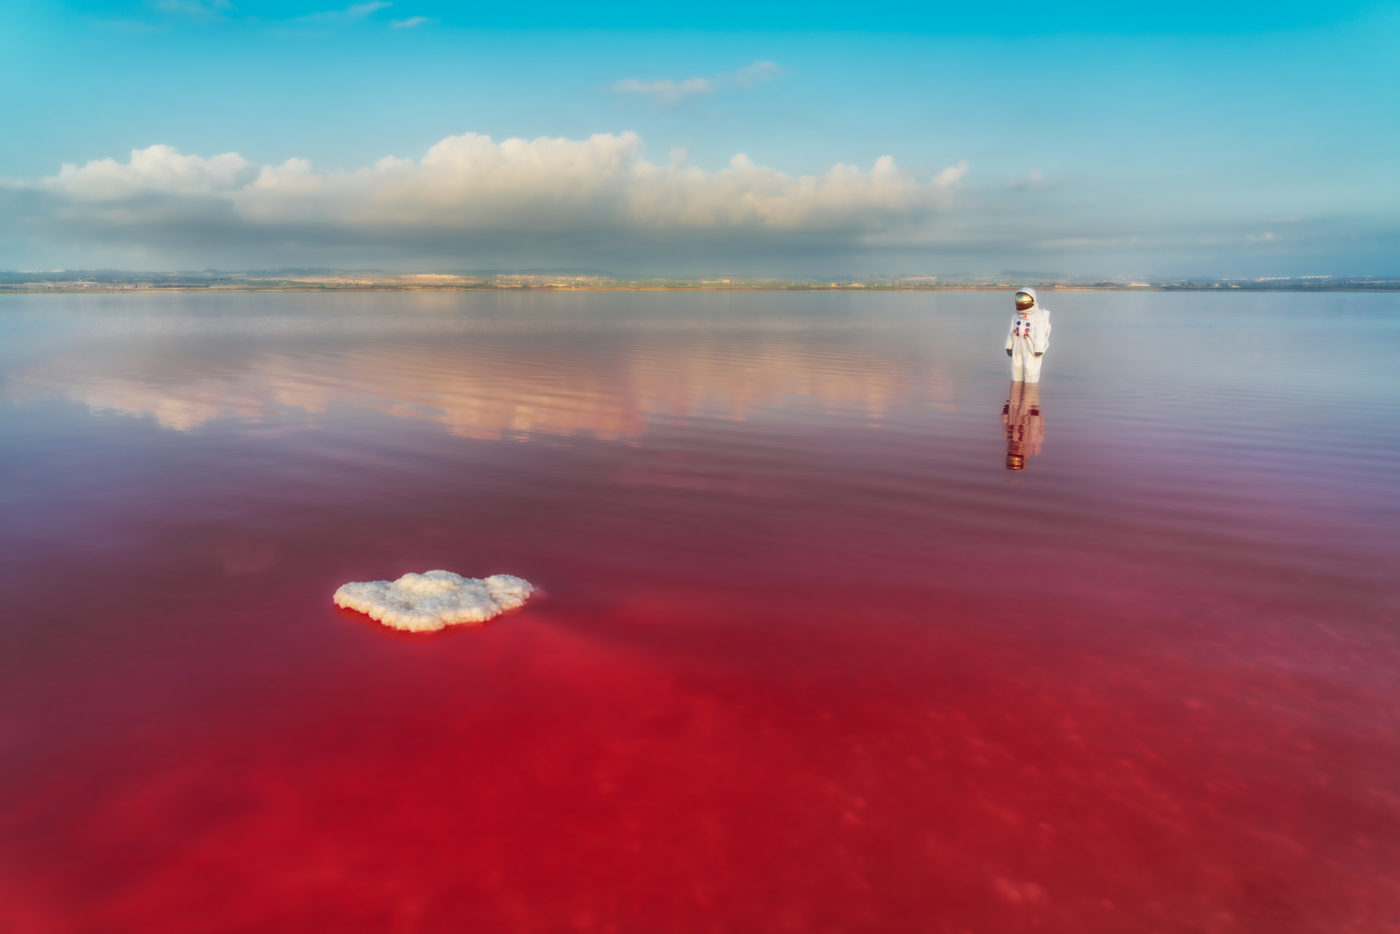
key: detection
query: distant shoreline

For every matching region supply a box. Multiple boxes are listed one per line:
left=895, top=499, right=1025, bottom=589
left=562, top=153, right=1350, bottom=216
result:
left=4, top=270, right=1398, bottom=295
left=4, top=285, right=1399, bottom=294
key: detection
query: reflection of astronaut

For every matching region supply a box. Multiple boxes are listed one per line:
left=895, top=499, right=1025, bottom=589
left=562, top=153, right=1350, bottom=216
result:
left=1004, top=287, right=1052, bottom=383
left=1002, top=382, right=1045, bottom=471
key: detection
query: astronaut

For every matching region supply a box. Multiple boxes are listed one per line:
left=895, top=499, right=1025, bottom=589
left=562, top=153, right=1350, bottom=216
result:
left=1004, top=287, right=1052, bottom=383
left=1002, top=381, right=1044, bottom=471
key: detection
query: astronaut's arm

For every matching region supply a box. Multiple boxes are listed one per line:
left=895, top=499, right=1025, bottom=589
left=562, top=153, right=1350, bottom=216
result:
left=1033, top=315, right=1052, bottom=355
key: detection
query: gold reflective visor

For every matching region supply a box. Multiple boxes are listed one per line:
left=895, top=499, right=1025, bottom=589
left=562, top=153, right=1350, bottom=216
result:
left=1014, top=293, right=1035, bottom=309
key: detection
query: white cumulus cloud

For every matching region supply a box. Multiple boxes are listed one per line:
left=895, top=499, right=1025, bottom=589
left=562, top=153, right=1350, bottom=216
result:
left=35, top=134, right=964, bottom=237
left=334, top=570, right=535, bottom=632
left=45, top=144, right=254, bottom=200
left=7, top=131, right=970, bottom=269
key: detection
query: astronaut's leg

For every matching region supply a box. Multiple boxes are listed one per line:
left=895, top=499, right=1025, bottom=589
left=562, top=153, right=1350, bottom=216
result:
left=1022, top=350, right=1044, bottom=384
left=1010, top=343, right=1026, bottom=381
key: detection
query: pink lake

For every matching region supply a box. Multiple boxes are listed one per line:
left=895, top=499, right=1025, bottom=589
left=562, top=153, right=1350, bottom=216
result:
left=1, top=290, right=1398, bottom=932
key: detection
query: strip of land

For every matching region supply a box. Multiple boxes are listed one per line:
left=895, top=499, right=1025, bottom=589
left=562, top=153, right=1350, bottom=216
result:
left=3, top=271, right=1397, bottom=293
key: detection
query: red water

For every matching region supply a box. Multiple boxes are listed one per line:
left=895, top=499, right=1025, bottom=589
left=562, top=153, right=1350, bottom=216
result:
left=2, top=291, right=1398, bottom=932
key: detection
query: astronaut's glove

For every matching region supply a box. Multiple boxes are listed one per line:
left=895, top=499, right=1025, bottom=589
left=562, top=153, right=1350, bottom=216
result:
left=1006, top=349, right=1013, bottom=357
left=1034, top=352, right=1043, bottom=357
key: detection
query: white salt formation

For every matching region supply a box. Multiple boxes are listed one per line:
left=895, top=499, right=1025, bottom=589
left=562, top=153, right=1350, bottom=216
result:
left=333, top=570, right=534, bottom=632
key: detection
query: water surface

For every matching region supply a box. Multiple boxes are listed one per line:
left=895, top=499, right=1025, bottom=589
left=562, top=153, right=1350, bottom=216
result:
left=2, top=290, right=1398, bottom=932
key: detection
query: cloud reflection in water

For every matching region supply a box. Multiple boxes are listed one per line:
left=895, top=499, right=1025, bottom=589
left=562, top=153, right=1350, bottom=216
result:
left=8, top=316, right=956, bottom=440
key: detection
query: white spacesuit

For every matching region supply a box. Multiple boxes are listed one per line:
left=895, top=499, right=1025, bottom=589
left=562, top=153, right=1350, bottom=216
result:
left=1004, top=288, right=1052, bottom=383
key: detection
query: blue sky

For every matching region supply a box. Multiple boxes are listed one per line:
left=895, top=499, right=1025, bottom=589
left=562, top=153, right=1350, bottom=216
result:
left=2, top=0, right=1397, bottom=276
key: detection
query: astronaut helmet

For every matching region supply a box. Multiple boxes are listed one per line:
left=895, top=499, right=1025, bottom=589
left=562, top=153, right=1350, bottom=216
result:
left=1014, top=290, right=1036, bottom=311
left=1006, top=439, right=1026, bottom=471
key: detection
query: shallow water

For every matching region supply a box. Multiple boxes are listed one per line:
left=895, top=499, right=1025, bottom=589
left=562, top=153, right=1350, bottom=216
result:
left=2, top=290, right=1398, bottom=933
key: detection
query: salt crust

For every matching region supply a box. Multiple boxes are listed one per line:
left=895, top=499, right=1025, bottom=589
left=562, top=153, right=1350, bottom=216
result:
left=333, top=570, right=534, bottom=632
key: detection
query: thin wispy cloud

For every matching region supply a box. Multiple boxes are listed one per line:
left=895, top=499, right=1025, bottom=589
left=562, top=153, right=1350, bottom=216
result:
left=731, top=60, right=782, bottom=88
left=613, top=77, right=715, bottom=106
left=1008, top=170, right=1051, bottom=191
left=152, top=0, right=233, bottom=19
left=150, top=0, right=406, bottom=27
left=613, top=60, right=785, bottom=106
left=294, top=1, right=390, bottom=24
